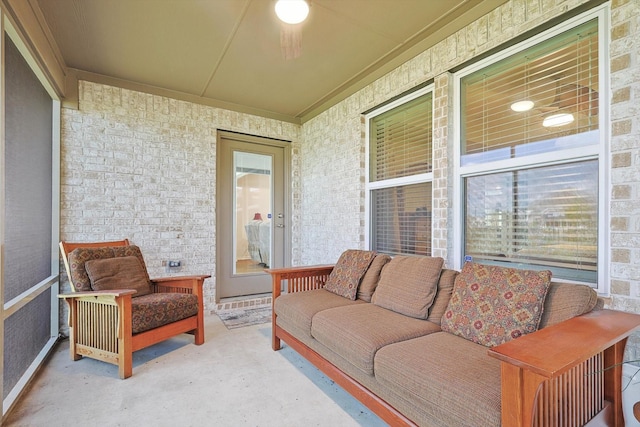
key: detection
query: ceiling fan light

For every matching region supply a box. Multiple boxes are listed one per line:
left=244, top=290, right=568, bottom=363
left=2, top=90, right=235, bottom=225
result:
left=510, top=100, right=534, bottom=112
left=542, top=112, right=575, bottom=128
left=275, top=0, right=309, bottom=24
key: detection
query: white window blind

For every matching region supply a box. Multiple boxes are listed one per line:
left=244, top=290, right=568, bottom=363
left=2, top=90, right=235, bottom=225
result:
left=370, top=94, right=433, bottom=181
left=368, top=92, right=433, bottom=256
left=461, top=19, right=599, bottom=165
left=456, top=11, right=604, bottom=286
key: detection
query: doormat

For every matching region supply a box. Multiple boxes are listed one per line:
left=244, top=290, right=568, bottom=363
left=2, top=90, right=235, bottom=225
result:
left=216, top=306, right=272, bottom=329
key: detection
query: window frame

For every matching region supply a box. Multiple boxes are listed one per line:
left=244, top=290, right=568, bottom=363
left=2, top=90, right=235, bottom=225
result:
left=364, top=85, right=435, bottom=254
left=452, top=4, right=610, bottom=294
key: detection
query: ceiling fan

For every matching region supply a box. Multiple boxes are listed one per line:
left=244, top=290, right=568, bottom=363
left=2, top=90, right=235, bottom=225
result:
left=275, top=0, right=310, bottom=60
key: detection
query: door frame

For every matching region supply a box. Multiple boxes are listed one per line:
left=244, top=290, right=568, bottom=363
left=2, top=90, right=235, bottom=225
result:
left=215, top=130, right=291, bottom=302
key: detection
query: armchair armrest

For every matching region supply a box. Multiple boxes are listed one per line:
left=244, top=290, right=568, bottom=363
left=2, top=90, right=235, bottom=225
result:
left=58, top=289, right=137, bottom=299
left=488, top=309, right=640, bottom=427
left=151, top=275, right=210, bottom=293
left=265, top=265, right=334, bottom=300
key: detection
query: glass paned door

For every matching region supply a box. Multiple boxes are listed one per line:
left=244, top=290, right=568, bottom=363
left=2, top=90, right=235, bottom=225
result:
left=216, top=132, right=288, bottom=300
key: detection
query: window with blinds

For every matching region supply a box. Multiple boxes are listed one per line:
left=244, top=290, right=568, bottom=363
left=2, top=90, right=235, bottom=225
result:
left=367, top=91, right=433, bottom=256
left=456, top=10, right=604, bottom=286
left=460, top=19, right=599, bottom=166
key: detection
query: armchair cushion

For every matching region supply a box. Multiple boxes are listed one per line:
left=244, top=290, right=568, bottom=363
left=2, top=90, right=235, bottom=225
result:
left=85, top=256, right=152, bottom=296
left=67, top=245, right=149, bottom=292
left=132, top=293, right=199, bottom=334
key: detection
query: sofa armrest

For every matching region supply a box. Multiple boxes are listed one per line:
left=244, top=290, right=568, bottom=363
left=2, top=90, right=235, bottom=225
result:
left=265, top=265, right=334, bottom=300
left=265, top=265, right=333, bottom=351
left=488, top=309, right=640, bottom=427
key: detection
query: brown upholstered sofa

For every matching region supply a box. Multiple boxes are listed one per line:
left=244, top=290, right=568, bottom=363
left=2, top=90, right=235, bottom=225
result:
left=268, top=251, right=640, bottom=427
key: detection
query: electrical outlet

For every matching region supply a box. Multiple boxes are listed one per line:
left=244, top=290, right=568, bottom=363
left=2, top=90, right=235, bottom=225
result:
left=168, top=260, right=181, bottom=268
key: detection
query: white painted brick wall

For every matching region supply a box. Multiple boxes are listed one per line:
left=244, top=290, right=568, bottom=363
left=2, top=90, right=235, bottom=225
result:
left=60, top=81, right=300, bottom=320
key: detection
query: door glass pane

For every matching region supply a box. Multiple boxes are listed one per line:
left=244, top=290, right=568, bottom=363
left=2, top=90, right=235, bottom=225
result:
left=234, top=151, right=272, bottom=275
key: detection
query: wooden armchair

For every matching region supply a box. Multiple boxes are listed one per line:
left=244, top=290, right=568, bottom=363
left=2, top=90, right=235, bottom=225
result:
left=59, top=239, right=210, bottom=379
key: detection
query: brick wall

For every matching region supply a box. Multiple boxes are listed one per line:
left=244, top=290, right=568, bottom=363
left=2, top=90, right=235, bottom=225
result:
left=299, top=0, right=640, bottom=358
left=60, top=81, right=300, bottom=315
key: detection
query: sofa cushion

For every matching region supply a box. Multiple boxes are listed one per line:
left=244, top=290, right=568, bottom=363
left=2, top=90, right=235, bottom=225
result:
left=311, top=304, right=440, bottom=375
left=357, top=254, right=391, bottom=302
left=132, top=293, right=198, bottom=334
left=85, top=256, right=153, bottom=296
left=371, top=256, right=444, bottom=319
left=375, top=332, right=501, bottom=427
left=274, top=289, right=364, bottom=338
left=539, top=282, right=598, bottom=328
left=324, top=250, right=376, bottom=300
left=426, top=268, right=459, bottom=325
left=441, top=262, right=551, bottom=347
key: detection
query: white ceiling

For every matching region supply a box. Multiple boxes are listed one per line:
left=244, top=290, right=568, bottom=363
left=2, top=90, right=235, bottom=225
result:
left=36, top=0, right=506, bottom=123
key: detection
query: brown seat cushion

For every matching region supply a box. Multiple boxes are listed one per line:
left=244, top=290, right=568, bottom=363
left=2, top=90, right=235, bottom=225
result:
left=371, top=256, right=444, bottom=319
left=357, top=253, right=391, bottom=302
left=311, top=304, right=440, bottom=375
left=539, top=282, right=598, bottom=328
left=324, top=250, right=376, bottom=300
left=441, top=262, right=551, bottom=347
left=375, top=332, right=501, bottom=427
left=85, top=256, right=152, bottom=296
left=274, top=289, right=364, bottom=338
left=132, top=293, right=198, bottom=334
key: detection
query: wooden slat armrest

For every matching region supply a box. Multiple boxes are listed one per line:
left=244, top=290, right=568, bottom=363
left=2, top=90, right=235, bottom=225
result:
left=266, top=264, right=334, bottom=298
left=151, top=275, right=211, bottom=283
left=488, top=309, right=640, bottom=378
left=264, top=265, right=334, bottom=277
left=151, top=275, right=210, bottom=291
left=58, top=289, right=137, bottom=299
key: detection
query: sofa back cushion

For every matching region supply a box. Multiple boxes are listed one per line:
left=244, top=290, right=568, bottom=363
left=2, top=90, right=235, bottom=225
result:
left=426, top=269, right=459, bottom=325
left=67, top=245, right=150, bottom=292
left=371, top=256, right=444, bottom=319
left=324, top=250, right=376, bottom=300
left=85, top=255, right=153, bottom=296
left=441, top=262, right=551, bottom=347
left=538, top=282, right=598, bottom=328
left=357, top=254, right=392, bottom=302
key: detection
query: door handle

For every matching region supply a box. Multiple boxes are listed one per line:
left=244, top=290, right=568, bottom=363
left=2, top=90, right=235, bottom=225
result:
left=276, top=224, right=285, bottom=228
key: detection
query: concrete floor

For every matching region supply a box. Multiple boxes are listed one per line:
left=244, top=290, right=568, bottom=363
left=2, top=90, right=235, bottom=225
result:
left=4, top=314, right=387, bottom=427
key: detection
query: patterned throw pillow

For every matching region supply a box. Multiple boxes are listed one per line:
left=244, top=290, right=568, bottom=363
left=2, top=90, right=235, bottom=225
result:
left=324, top=250, right=377, bottom=300
left=441, top=262, right=552, bottom=347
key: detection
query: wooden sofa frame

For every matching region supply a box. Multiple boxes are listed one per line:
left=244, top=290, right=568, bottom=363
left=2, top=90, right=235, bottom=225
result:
left=59, top=240, right=210, bottom=379
left=268, top=265, right=640, bottom=427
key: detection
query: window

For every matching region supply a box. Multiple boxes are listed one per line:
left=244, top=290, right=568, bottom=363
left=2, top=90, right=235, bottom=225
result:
left=366, top=87, right=434, bottom=256
left=454, top=7, right=608, bottom=290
